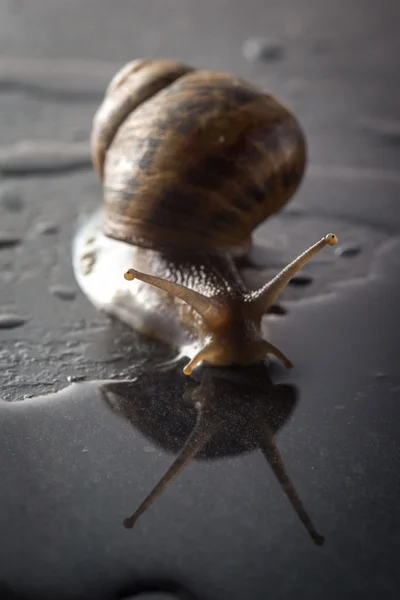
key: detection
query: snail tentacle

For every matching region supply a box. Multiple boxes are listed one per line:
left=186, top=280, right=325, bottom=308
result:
left=249, top=233, right=338, bottom=312
left=260, top=340, right=293, bottom=369
left=183, top=343, right=224, bottom=376
left=124, top=267, right=228, bottom=327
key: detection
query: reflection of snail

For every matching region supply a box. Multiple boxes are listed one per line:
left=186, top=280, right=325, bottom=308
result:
left=104, top=364, right=325, bottom=545
left=74, top=59, right=338, bottom=376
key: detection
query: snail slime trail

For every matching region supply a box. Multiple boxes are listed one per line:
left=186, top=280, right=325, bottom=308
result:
left=73, top=59, right=338, bottom=375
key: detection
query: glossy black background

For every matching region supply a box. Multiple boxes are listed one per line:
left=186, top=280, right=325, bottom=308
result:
left=1, top=1, right=400, bottom=599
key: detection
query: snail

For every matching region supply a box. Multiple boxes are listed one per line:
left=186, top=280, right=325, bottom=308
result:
left=73, top=59, right=337, bottom=375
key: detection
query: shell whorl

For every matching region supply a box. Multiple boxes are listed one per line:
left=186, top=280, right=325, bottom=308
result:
left=92, top=60, right=307, bottom=253
left=91, top=59, right=194, bottom=178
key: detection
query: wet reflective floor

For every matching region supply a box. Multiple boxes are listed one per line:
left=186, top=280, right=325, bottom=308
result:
left=1, top=1, right=400, bottom=599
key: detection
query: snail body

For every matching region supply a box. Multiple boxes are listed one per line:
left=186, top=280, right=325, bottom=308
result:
left=73, top=59, right=337, bottom=375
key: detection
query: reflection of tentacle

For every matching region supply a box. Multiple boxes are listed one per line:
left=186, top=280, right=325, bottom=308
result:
left=265, top=303, right=287, bottom=316
left=103, top=368, right=324, bottom=545
left=259, top=424, right=325, bottom=546
left=124, top=407, right=212, bottom=528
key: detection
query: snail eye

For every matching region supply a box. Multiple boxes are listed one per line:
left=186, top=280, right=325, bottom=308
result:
left=325, top=233, right=338, bottom=246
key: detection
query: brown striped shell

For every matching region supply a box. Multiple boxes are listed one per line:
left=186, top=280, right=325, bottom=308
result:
left=91, top=59, right=307, bottom=253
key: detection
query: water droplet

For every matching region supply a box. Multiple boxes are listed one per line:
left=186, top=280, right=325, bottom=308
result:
left=0, top=232, right=21, bottom=249
left=67, top=375, right=85, bottom=383
left=374, top=371, right=387, bottom=380
left=266, top=304, right=287, bottom=316
left=0, top=56, right=113, bottom=100
left=357, top=117, right=400, bottom=144
left=0, top=313, right=28, bottom=329
left=50, top=285, right=77, bottom=301
left=289, top=273, right=313, bottom=286
left=242, top=37, right=285, bottom=62
left=35, top=221, right=59, bottom=235
left=0, top=187, right=24, bottom=212
left=0, top=140, right=91, bottom=176
left=335, top=244, right=361, bottom=258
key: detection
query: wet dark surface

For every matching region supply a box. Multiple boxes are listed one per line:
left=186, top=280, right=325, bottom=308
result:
left=1, top=1, right=400, bottom=599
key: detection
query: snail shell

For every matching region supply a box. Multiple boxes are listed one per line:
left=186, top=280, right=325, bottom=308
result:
left=92, top=59, right=307, bottom=254
left=73, top=59, right=337, bottom=375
